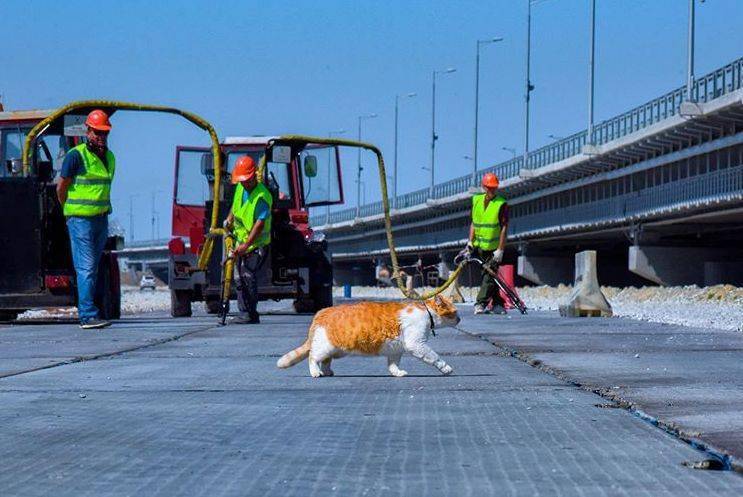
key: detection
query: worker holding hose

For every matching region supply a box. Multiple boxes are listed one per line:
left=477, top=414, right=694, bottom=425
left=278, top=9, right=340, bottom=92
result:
left=467, top=173, right=509, bottom=315
left=223, top=156, right=273, bottom=324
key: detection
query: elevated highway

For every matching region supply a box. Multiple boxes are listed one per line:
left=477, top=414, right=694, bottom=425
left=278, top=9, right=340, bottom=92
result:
left=312, top=57, right=743, bottom=287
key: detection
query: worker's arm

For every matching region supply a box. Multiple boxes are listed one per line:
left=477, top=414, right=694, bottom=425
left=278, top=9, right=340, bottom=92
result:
left=235, top=220, right=264, bottom=255
left=56, top=177, right=73, bottom=206
left=497, top=224, right=508, bottom=252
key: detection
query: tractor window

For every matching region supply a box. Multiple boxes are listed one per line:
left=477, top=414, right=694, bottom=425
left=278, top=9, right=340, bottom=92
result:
left=266, top=161, right=293, bottom=201
left=175, top=148, right=211, bottom=206
left=299, top=146, right=341, bottom=206
left=1, top=128, right=26, bottom=177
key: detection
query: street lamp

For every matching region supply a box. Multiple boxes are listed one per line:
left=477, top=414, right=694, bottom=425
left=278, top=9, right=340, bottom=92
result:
left=394, top=92, right=416, bottom=209
left=431, top=67, right=456, bottom=196
left=128, top=193, right=141, bottom=242
left=473, top=37, right=503, bottom=186
left=356, top=113, right=377, bottom=217
left=502, top=146, right=517, bottom=158
left=326, top=129, right=346, bottom=224
left=686, top=0, right=702, bottom=102
left=150, top=189, right=164, bottom=240
left=587, top=0, right=596, bottom=144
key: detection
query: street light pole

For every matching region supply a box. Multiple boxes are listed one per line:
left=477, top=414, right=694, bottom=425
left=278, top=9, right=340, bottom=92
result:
left=587, top=0, right=596, bottom=144
left=128, top=194, right=137, bottom=242
left=356, top=113, right=377, bottom=217
left=431, top=68, right=456, bottom=196
left=394, top=92, right=416, bottom=209
left=523, top=0, right=533, bottom=169
left=326, top=129, right=346, bottom=224
left=686, top=0, right=696, bottom=101
left=473, top=37, right=503, bottom=186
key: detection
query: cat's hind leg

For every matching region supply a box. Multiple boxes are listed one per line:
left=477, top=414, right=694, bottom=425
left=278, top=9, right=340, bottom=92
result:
left=406, top=341, right=453, bottom=376
left=387, top=353, right=407, bottom=377
left=321, top=358, right=334, bottom=377
left=309, top=326, right=335, bottom=378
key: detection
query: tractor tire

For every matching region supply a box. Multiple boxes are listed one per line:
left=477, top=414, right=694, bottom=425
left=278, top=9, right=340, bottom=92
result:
left=308, top=251, right=333, bottom=311
left=96, top=254, right=121, bottom=321
left=292, top=298, right=316, bottom=314
left=171, top=290, right=193, bottom=317
left=205, top=297, right=221, bottom=314
left=0, top=312, right=19, bottom=322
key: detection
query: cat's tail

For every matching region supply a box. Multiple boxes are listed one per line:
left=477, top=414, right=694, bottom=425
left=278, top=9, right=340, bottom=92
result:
left=277, top=340, right=310, bottom=368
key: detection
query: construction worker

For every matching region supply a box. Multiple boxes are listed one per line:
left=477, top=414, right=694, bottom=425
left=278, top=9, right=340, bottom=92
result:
left=224, top=155, right=273, bottom=324
left=57, top=109, right=115, bottom=329
left=467, top=172, right=509, bottom=315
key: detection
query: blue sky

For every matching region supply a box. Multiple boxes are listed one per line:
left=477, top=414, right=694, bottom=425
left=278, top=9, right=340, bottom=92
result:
left=2, top=0, right=742, bottom=239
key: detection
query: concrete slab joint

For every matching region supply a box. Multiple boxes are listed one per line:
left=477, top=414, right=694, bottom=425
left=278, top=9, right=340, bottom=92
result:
left=559, top=250, right=613, bottom=318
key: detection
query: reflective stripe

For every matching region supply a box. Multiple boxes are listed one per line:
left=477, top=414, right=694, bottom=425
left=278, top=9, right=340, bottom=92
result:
left=65, top=198, right=111, bottom=206
left=74, top=178, right=111, bottom=185
left=472, top=222, right=499, bottom=228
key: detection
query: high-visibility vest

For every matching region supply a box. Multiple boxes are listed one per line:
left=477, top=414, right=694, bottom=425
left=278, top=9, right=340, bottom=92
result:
left=471, top=193, right=506, bottom=251
left=63, top=144, right=116, bottom=217
left=231, top=182, right=273, bottom=251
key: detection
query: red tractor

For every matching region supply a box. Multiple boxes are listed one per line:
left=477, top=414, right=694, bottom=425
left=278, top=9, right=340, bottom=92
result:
left=168, top=136, right=346, bottom=316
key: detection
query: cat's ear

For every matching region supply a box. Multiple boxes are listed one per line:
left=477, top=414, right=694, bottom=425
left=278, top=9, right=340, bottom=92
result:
left=434, top=295, right=443, bottom=306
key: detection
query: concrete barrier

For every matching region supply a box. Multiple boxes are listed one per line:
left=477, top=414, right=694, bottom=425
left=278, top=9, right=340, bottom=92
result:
left=559, top=250, right=613, bottom=318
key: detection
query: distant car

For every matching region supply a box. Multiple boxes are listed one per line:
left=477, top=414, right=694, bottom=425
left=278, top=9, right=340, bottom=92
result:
left=139, top=274, right=157, bottom=291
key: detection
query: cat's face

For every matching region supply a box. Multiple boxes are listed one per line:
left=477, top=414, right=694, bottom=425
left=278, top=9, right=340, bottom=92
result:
left=427, top=295, right=461, bottom=327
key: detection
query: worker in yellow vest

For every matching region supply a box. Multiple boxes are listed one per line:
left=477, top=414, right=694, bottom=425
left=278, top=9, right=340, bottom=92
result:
left=224, top=155, right=273, bottom=324
left=467, top=172, right=509, bottom=315
left=57, top=109, right=115, bottom=329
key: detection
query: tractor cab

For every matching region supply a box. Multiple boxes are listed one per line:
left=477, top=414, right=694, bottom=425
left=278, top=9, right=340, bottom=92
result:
left=169, top=136, right=344, bottom=316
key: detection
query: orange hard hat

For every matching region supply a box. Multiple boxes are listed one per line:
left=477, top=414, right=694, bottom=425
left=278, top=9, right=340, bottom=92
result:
left=85, top=109, right=112, bottom=131
left=231, top=155, right=256, bottom=184
left=481, top=172, right=499, bottom=189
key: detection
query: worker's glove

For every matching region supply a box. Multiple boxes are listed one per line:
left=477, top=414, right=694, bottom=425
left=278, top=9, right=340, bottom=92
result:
left=222, top=219, right=232, bottom=230
left=466, top=242, right=474, bottom=254
left=493, top=249, right=504, bottom=263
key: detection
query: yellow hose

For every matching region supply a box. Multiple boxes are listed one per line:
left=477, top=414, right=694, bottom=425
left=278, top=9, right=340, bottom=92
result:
left=22, top=100, right=222, bottom=271
left=263, top=135, right=465, bottom=301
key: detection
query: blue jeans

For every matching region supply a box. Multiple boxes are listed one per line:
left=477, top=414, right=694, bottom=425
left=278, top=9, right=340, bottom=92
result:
left=66, top=215, right=109, bottom=322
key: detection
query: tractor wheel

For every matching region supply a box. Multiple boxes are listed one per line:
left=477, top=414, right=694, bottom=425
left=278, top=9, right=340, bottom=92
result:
left=293, top=298, right=316, bottom=314
left=96, top=254, right=121, bottom=320
left=205, top=297, right=221, bottom=314
left=171, top=290, right=193, bottom=317
left=0, top=312, right=19, bottom=322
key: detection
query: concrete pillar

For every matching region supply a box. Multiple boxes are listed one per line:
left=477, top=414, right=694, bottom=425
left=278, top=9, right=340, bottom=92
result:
left=517, top=255, right=573, bottom=286
left=559, top=250, right=612, bottom=317
left=629, top=246, right=743, bottom=286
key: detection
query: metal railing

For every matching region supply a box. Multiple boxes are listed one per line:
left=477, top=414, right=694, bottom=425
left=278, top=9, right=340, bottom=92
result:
left=510, top=164, right=743, bottom=236
left=312, top=56, right=743, bottom=227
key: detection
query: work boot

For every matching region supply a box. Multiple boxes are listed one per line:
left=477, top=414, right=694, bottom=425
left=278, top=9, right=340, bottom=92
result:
left=490, top=304, right=507, bottom=315
left=234, top=313, right=260, bottom=324
left=474, top=304, right=489, bottom=315
left=80, top=318, right=111, bottom=330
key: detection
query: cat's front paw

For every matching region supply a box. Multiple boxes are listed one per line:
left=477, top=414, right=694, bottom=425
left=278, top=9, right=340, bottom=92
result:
left=391, top=369, right=408, bottom=377
left=440, top=364, right=453, bottom=376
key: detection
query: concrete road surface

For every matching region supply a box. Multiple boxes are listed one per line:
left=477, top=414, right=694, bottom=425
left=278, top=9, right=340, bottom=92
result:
left=0, top=306, right=741, bottom=496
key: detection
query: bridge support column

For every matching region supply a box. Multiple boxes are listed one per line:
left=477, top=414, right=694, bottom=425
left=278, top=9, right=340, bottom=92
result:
left=629, top=246, right=743, bottom=286
left=517, top=255, right=573, bottom=286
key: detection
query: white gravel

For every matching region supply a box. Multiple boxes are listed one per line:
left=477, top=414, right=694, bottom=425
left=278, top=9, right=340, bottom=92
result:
left=16, top=284, right=743, bottom=332
left=333, top=284, right=743, bottom=333
left=17, top=286, right=171, bottom=320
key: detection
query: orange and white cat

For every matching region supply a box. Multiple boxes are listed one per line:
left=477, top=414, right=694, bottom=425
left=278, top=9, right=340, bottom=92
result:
left=277, top=296, right=461, bottom=377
